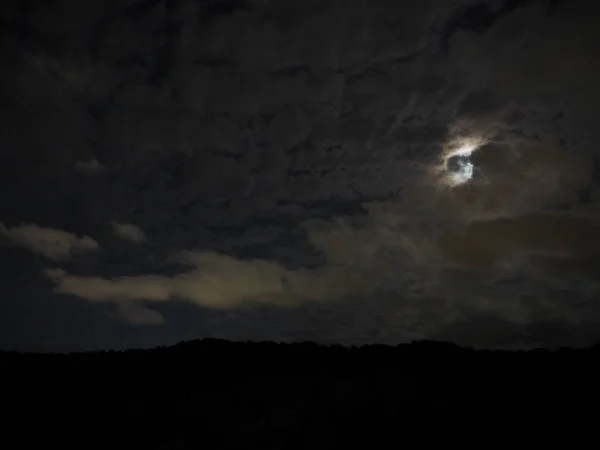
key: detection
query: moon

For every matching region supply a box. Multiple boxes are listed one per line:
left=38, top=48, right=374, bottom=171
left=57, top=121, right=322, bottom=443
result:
left=436, top=137, right=485, bottom=188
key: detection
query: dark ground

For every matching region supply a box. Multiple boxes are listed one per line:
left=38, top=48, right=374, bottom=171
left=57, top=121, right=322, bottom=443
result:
left=2, top=338, right=598, bottom=447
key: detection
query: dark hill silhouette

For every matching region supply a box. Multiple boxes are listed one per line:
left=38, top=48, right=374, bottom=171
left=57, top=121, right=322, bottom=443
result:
left=2, top=338, right=598, bottom=447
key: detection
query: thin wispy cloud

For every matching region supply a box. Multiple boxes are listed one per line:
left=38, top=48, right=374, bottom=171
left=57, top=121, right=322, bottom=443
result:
left=110, top=221, right=147, bottom=244
left=0, top=223, right=99, bottom=261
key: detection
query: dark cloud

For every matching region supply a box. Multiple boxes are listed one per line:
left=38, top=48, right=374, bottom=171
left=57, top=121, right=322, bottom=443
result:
left=438, top=214, right=600, bottom=268
left=429, top=315, right=600, bottom=350
left=1, top=0, right=600, bottom=350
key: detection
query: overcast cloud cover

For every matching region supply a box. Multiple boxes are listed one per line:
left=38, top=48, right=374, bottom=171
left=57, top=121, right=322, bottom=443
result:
left=1, top=0, right=600, bottom=351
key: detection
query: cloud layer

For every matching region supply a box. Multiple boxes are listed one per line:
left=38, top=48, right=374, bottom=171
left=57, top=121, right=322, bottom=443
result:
left=2, top=0, right=600, bottom=349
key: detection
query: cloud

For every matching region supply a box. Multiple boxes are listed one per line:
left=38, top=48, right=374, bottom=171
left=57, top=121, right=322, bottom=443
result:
left=44, top=250, right=376, bottom=324
left=115, top=303, right=166, bottom=326
left=445, top=0, right=600, bottom=97
left=74, top=159, right=106, bottom=173
left=438, top=214, right=600, bottom=269
left=110, top=221, right=147, bottom=244
left=0, top=223, right=100, bottom=260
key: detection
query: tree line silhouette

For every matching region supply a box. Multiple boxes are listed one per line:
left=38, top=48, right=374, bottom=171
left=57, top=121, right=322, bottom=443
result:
left=2, top=338, right=598, bottom=448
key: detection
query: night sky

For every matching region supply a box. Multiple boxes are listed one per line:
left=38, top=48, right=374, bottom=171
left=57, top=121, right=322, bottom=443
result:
left=1, top=0, right=600, bottom=352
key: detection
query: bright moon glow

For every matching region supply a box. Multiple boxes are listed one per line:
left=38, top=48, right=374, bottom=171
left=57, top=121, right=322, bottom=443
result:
left=451, top=145, right=477, bottom=158
left=437, top=137, right=484, bottom=187
left=448, top=156, right=474, bottom=185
